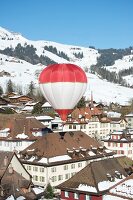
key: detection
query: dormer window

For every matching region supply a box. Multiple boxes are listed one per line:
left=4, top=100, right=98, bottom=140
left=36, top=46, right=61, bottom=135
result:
left=106, top=173, right=115, bottom=182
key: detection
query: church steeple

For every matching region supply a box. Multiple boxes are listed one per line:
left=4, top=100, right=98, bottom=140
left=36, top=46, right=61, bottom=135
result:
left=90, top=91, right=94, bottom=109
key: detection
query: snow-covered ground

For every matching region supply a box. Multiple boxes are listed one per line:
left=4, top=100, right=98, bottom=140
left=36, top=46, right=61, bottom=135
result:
left=0, top=26, right=133, bottom=105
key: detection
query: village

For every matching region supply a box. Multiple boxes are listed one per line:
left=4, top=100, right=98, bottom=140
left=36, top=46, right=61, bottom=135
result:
left=0, top=90, right=132, bottom=200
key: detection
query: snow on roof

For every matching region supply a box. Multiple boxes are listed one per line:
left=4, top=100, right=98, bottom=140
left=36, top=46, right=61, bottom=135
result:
left=98, top=177, right=125, bottom=191
left=42, top=102, right=52, bottom=107
left=6, top=195, right=25, bottom=200
left=107, top=112, right=121, bottom=118
left=35, top=115, right=54, bottom=120
left=16, top=133, right=28, bottom=139
left=38, top=157, right=48, bottom=164
left=28, top=156, right=36, bottom=162
left=88, top=151, right=96, bottom=156
left=32, top=187, right=44, bottom=194
left=110, top=179, right=133, bottom=199
left=9, top=95, right=22, bottom=99
left=125, top=113, right=133, bottom=117
left=22, top=106, right=33, bottom=111
left=77, top=184, right=97, bottom=193
left=0, top=128, right=10, bottom=132
left=49, top=155, right=71, bottom=163
left=103, top=195, right=124, bottom=200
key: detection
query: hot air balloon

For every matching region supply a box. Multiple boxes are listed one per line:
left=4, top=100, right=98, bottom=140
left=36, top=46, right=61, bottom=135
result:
left=39, top=63, right=87, bottom=121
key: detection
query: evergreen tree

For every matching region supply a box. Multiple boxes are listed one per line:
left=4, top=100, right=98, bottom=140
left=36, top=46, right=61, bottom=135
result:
left=45, top=183, right=54, bottom=199
left=27, top=81, right=35, bottom=98
left=32, top=103, right=43, bottom=114
left=6, top=79, right=14, bottom=93
left=0, top=86, right=3, bottom=95
left=77, top=96, right=86, bottom=108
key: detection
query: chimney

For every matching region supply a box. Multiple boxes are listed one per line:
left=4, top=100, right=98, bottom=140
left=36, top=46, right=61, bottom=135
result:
left=4, top=155, right=8, bottom=166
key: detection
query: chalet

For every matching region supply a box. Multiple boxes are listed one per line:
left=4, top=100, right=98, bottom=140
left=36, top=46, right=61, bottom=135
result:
left=9, top=95, right=33, bottom=104
left=0, top=115, right=49, bottom=152
left=42, top=102, right=54, bottom=113
left=0, top=97, right=10, bottom=106
left=21, top=101, right=39, bottom=113
left=0, top=151, right=40, bottom=199
left=110, top=117, right=127, bottom=132
left=19, top=131, right=114, bottom=189
left=102, top=129, right=133, bottom=160
left=57, top=157, right=128, bottom=200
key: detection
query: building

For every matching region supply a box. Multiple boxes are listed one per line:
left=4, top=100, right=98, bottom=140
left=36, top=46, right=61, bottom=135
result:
left=42, top=102, right=54, bottom=113
left=0, top=151, right=40, bottom=200
left=102, top=129, right=133, bottom=160
left=57, top=157, right=128, bottom=200
left=35, top=115, right=54, bottom=128
left=110, top=117, right=127, bottom=132
left=19, top=131, right=114, bottom=188
left=125, top=113, right=133, bottom=128
left=9, top=95, right=33, bottom=104
left=0, top=115, right=47, bottom=152
left=63, top=107, right=110, bottom=140
left=105, top=173, right=133, bottom=200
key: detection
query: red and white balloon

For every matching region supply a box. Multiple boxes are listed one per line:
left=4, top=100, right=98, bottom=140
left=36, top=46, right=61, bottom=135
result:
left=39, top=63, right=87, bottom=121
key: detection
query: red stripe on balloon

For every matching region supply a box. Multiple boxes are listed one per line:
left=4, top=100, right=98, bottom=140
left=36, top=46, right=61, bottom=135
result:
left=39, top=64, right=87, bottom=83
left=56, top=109, right=72, bottom=121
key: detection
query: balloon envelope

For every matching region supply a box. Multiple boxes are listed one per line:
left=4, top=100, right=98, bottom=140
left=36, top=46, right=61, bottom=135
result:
left=39, top=63, right=87, bottom=121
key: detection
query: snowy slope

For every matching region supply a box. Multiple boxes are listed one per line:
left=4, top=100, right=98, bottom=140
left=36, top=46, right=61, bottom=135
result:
left=0, top=26, right=133, bottom=105
left=0, top=54, right=44, bottom=93
left=105, top=54, right=133, bottom=86
left=86, top=73, right=133, bottom=105
left=0, top=27, right=99, bottom=68
left=0, top=53, right=133, bottom=105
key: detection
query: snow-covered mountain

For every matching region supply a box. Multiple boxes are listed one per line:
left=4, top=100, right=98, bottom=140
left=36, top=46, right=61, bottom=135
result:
left=0, top=26, right=99, bottom=68
left=0, top=26, right=133, bottom=105
left=105, top=54, right=133, bottom=86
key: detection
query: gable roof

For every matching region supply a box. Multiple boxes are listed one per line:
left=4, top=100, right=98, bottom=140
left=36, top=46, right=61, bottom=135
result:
left=57, top=157, right=128, bottom=195
left=0, top=115, right=46, bottom=140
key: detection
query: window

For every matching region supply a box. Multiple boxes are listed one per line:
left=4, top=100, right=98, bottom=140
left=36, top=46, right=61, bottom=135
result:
left=51, top=167, right=56, bottom=172
left=78, top=162, right=82, bottom=168
left=120, top=143, right=123, bottom=147
left=71, top=164, right=75, bottom=169
left=73, top=125, right=76, bottom=129
left=40, top=176, right=45, bottom=182
left=65, top=173, right=70, bottom=179
left=27, top=165, right=31, bottom=170
left=51, top=176, right=57, bottom=182
left=58, top=175, right=63, bottom=181
left=74, top=193, right=79, bottom=199
left=69, top=125, right=72, bottom=129
left=40, top=167, right=44, bottom=172
left=64, top=165, right=68, bottom=170
left=64, top=191, right=69, bottom=197
left=33, top=175, right=38, bottom=181
left=33, top=167, right=38, bottom=172
left=85, top=194, right=90, bottom=200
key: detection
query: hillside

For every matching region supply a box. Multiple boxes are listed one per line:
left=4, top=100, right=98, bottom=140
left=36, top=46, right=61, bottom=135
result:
left=0, top=26, right=133, bottom=105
